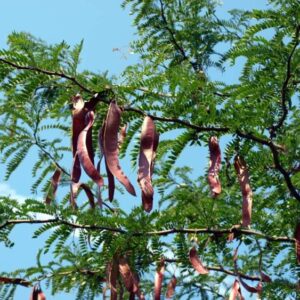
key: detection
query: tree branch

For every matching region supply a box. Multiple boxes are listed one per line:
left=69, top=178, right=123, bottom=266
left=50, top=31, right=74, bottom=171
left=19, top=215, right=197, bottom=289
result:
left=271, top=25, right=300, bottom=133
left=0, top=218, right=295, bottom=243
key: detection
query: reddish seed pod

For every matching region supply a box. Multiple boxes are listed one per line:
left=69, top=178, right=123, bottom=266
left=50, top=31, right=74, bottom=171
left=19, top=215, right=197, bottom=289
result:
left=229, top=280, right=243, bottom=300
left=295, top=222, right=300, bottom=264
left=138, top=116, right=159, bottom=212
left=107, top=258, right=118, bottom=300
left=239, top=277, right=260, bottom=293
left=208, top=136, right=221, bottom=197
left=234, top=155, right=253, bottom=227
left=189, top=247, right=209, bottom=275
left=260, top=271, right=271, bottom=283
left=166, top=276, right=177, bottom=299
left=45, top=168, right=61, bottom=205
left=154, top=260, right=165, bottom=300
left=77, top=111, right=104, bottom=187
left=104, top=101, right=136, bottom=196
left=29, top=283, right=46, bottom=300
left=71, top=94, right=94, bottom=183
left=98, top=123, right=115, bottom=201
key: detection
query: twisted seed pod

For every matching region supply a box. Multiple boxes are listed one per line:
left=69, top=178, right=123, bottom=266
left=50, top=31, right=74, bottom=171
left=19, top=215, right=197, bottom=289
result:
left=99, top=123, right=115, bottom=201
left=154, top=260, right=165, bottom=300
left=234, top=155, right=253, bottom=227
left=166, top=276, right=177, bottom=299
left=45, top=168, right=61, bottom=205
left=138, top=116, right=159, bottom=212
left=104, top=101, right=136, bottom=196
left=208, top=136, right=221, bottom=197
left=29, top=283, right=46, bottom=300
left=295, top=222, right=300, bottom=264
left=189, top=247, right=209, bottom=275
left=229, top=280, right=243, bottom=300
left=77, top=111, right=103, bottom=187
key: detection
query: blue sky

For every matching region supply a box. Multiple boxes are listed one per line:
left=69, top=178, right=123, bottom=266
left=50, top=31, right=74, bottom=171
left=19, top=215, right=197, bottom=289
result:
left=0, top=1, right=268, bottom=299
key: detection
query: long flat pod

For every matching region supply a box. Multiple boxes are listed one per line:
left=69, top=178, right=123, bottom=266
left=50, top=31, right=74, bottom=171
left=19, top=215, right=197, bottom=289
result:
left=234, top=155, right=253, bottom=227
left=108, top=257, right=119, bottom=300
left=104, top=101, right=136, bottom=196
left=154, top=260, right=165, bottom=300
left=189, top=247, right=209, bottom=275
left=99, top=123, right=115, bottom=201
left=208, top=136, right=221, bottom=197
left=138, top=116, right=158, bottom=212
left=118, top=256, right=144, bottom=299
left=71, top=94, right=95, bottom=183
left=29, top=283, right=46, bottom=300
left=77, top=111, right=104, bottom=187
left=165, top=276, right=177, bottom=299
left=229, top=280, right=243, bottom=300
left=295, top=222, right=300, bottom=264
left=45, top=168, right=61, bottom=205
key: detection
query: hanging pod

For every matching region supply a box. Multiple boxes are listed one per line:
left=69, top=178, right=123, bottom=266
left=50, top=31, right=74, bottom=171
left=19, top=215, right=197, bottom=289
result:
left=234, top=155, right=253, bottom=227
left=138, top=116, right=159, bottom=212
left=29, top=283, right=46, bottom=300
left=189, top=247, right=209, bottom=275
left=208, top=136, right=221, bottom=197
left=77, top=111, right=104, bottom=187
left=154, top=259, right=165, bottom=300
left=103, top=101, right=136, bottom=196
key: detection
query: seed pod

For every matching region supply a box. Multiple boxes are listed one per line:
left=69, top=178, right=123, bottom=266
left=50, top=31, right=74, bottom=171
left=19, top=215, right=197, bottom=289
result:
left=138, top=116, right=159, bottom=212
left=154, top=260, right=165, bottom=300
left=99, top=123, right=115, bottom=201
left=45, top=168, right=61, bottom=205
left=234, top=155, right=253, bottom=227
left=0, top=276, right=30, bottom=287
left=118, top=256, right=138, bottom=293
left=229, top=280, right=243, bottom=300
left=260, top=271, right=271, bottom=283
left=189, top=247, right=209, bottom=275
left=71, top=94, right=94, bottom=183
left=77, top=111, right=103, bottom=187
left=104, top=101, right=136, bottom=196
left=107, top=257, right=119, bottom=300
left=29, top=283, right=46, bottom=300
left=166, top=276, right=177, bottom=299
left=239, top=277, right=260, bottom=293
left=295, top=222, right=300, bottom=264
left=208, top=136, right=221, bottom=197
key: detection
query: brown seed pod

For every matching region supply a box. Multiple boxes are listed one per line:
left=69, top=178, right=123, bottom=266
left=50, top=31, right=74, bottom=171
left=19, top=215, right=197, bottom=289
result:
left=0, top=276, right=30, bottom=287
left=260, top=271, right=271, bottom=283
left=189, top=247, right=209, bottom=275
left=104, top=101, right=136, bottom=196
left=234, top=155, right=253, bottom=227
left=77, top=111, right=104, bottom=187
left=138, top=116, right=159, bottom=212
left=71, top=94, right=94, bottom=183
left=29, top=283, right=46, bottom=300
left=239, top=276, right=260, bottom=293
left=208, top=136, right=221, bottom=197
left=229, top=280, right=243, bottom=300
left=45, top=168, right=61, bottom=205
left=154, top=260, right=165, bottom=300
left=107, top=257, right=119, bottom=300
left=295, top=222, right=300, bottom=264
left=165, top=276, right=177, bottom=299
left=118, top=256, right=144, bottom=299
left=98, top=123, right=115, bottom=201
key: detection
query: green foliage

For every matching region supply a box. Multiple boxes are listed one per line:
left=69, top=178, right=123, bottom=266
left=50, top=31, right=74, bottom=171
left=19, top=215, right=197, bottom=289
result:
left=0, top=0, right=299, bottom=299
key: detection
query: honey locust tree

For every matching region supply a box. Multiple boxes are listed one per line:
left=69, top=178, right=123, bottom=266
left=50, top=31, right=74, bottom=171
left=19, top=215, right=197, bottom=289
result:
left=0, top=0, right=299, bottom=299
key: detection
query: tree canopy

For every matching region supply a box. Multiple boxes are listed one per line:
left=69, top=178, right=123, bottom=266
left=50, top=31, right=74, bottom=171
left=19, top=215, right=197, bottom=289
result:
left=0, top=0, right=299, bottom=299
